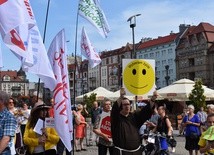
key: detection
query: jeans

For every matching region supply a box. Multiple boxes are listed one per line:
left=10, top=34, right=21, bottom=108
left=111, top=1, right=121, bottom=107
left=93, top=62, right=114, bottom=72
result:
left=57, top=139, right=73, bottom=155
left=1, top=148, right=11, bottom=155
left=98, top=143, right=114, bottom=155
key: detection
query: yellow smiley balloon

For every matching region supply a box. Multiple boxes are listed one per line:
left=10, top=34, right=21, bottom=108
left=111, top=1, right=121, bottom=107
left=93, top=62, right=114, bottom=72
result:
left=123, top=59, right=155, bottom=95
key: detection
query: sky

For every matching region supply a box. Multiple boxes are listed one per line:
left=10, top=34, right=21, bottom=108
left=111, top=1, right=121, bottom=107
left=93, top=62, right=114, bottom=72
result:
left=1, top=0, right=214, bottom=82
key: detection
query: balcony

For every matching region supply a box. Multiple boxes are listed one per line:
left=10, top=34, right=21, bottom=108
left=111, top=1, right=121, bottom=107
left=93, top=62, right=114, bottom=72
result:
left=89, top=86, right=96, bottom=90
left=89, top=77, right=96, bottom=81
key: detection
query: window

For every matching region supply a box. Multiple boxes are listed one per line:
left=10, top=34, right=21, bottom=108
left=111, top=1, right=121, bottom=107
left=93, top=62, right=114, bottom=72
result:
left=162, top=60, right=166, bottom=66
left=168, top=48, right=173, bottom=54
left=156, top=71, right=160, bottom=77
left=106, top=58, right=109, bottom=64
left=149, top=53, right=154, bottom=58
left=162, top=70, right=166, bottom=76
left=189, top=58, right=194, bottom=66
left=168, top=59, right=173, bottom=65
left=3, top=75, right=10, bottom=81
left=156, top=61, right=160, bottom=66
left=156, top=51, right=160, bottom=57
left=113, top=56, right=117, bottom=63
left=161, top=50, right=166, bottom=56
left=102, top=59, right=106, bottom=65
left=169, top=69, right=173, bottom=75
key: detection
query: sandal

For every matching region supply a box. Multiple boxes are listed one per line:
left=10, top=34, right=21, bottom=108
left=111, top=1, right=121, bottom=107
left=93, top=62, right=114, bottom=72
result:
left=81, top=148, right=87, bottom=151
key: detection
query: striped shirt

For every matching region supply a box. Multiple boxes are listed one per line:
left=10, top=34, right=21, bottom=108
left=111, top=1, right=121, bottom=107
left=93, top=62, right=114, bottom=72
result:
left=94, top=114, right=113, bottom=147
left=197, top=111, right=207, bottom=124
left=0, top=108, right=17, bottom=147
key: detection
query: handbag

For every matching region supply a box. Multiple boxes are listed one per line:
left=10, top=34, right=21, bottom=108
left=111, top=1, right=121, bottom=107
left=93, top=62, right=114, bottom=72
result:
left=167, top=137, right=177, bottom=147
left=15, top=145, right=30, bottom=155
left=190, top=132, right=198, bottom=139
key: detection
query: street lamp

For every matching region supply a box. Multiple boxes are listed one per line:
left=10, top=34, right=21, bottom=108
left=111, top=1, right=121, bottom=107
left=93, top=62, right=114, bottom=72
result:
left=165, top=65, right=170, bottom=86
left=127, top=14, right=141, bottom=111
left=127, top=14, right=141, bottom=59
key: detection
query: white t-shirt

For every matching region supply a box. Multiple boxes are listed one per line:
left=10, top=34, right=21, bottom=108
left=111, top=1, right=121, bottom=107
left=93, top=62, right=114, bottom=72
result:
left=21, top=109, right=31, bottom=125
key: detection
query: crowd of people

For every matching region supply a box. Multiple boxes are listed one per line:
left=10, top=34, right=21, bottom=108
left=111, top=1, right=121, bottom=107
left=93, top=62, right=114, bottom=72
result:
left=1, top=89, right=214, bottom=155
left=178, top=104, right=214, bottom=155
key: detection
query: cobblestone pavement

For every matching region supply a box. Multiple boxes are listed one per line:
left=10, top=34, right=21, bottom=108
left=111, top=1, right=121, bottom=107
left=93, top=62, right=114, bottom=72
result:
left=68, top=130, right=190, bottom=155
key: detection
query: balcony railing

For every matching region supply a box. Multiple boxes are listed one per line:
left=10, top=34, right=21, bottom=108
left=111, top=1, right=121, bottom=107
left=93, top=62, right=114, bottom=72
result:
left=89, top=77, right=96, bottom=81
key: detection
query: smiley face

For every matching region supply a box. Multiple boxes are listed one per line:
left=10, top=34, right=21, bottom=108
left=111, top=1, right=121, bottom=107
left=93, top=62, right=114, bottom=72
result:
left=123, top=59, right=155, bottom=95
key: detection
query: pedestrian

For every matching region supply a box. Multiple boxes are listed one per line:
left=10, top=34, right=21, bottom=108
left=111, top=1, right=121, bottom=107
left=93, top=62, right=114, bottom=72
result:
left=153, top=104, right=175, bottom=153
left=20, top=102, right=31, bottom=137
left=138, top=101, right=158, bottom=136
left=89, top=101, right=102, bottom=145
left=197, top=106, right=207, bottom=125
left=182, top=105, right=201, bottom=155
left=30, top=91, right=43, bottom=108
left=111, top=88, right=157, bottom=155
left=207, top=104, right=214, bottom=115
left=138, top=102, right=151, bottom=137
left=73, top=104, right=88, bottom=152
left=198, top=113, right=214, bottom=154
left=0, top=91, right=17, bottom=155
left=197, top=106, right=207, bottom=133
left=147, top=106, right=160, bottom=131
left=48, top=98, right=54, bottom=118
left=7, top=97, right=23, bottom=153
left=93, top=99, right=114, bottom=155
left=23, top=101, right=59, bottom=155
left=178, top=108, right=189, bottom=136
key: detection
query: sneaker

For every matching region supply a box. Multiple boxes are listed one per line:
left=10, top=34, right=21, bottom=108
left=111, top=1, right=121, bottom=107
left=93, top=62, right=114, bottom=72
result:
left=171, top=147, right=175, bottom=153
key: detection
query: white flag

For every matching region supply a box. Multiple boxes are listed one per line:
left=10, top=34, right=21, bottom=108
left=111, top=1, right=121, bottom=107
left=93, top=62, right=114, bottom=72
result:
left=78, top=0, right=110, bottom=38
left=81, top=27, right=101, bottom=68
left=0, top=0, right=36, bottom=60
left=12, top=24, right=34, bottom=67
left=22, top=25, right=56, bottom=91
left=48, top=29, right=73, bottom=151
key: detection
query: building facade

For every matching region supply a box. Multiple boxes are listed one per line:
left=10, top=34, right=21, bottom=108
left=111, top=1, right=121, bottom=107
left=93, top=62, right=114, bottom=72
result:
left=0, top=68, right=29, bottom=97
left=100, top=43, right=132, bottom=91
left=68, top=22, right=214, bottom=99
left=176, top=22, right=214, bottom=88
left=136, top=33, right=178, bottom=89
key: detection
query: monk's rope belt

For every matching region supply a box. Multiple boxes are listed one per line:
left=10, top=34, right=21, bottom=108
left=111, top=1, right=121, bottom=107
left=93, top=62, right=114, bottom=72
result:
left=114, top=145, right=141, bottom=155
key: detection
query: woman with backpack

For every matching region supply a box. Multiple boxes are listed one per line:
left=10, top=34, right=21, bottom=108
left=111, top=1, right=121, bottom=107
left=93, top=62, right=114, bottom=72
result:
left=153, top=103, right=176, bottom=153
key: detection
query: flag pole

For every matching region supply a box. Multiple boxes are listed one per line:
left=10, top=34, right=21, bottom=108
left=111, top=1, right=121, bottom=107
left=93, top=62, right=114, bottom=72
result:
left=36, top=0, right=51, bottom=102
left=71, top=3, right=80, bottom=155
left=36, top=1, right=51, bottom=155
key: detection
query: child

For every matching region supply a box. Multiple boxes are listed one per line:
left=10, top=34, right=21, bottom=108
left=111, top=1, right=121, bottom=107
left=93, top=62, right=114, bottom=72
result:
left=198, top=113, right=214, bottom=154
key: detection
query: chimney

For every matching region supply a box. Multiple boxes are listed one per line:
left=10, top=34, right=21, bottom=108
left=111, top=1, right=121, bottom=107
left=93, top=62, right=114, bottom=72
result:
left=179, top=24, right=191, bottom=33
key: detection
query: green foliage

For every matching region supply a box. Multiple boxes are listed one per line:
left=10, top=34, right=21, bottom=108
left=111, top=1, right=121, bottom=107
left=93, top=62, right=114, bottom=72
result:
left=188, top=79, right=206, bottom=112
left=83, top=93, right=97, bottom=115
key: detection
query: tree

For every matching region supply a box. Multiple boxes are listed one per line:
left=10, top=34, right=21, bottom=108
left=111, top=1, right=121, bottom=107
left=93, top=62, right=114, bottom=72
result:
left=83, top=93, right=97, bottom=115
left=188, top=79, right=206, bottom=112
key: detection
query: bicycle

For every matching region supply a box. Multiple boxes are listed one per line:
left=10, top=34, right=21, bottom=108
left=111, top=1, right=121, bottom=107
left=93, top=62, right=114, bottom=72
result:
left=141, top=132, right=169, bottom=155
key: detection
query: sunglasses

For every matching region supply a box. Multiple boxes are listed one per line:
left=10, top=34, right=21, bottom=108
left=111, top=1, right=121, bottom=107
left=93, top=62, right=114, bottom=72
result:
left=122, top=103, right=130, bottom=106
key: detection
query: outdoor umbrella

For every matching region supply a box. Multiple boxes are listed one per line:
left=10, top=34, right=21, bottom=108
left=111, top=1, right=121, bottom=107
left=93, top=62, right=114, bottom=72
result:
left=107, top=89, right=150, bottom=101
left=156, top=78, right=214, bottom=101
left=76, top=87, right=113, bottom=101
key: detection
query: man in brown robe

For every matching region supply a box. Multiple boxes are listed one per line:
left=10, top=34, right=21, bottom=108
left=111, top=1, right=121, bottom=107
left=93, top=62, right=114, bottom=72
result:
left=111, top=89, right=157, bottom=155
